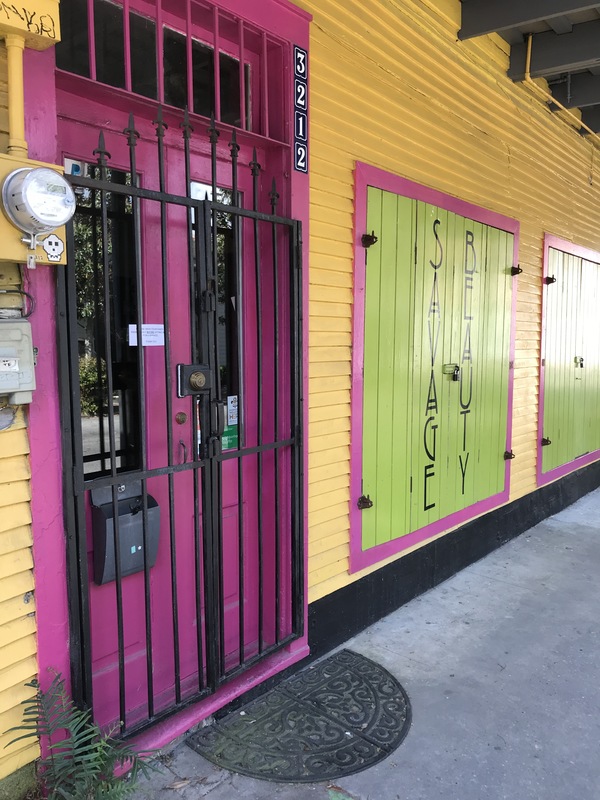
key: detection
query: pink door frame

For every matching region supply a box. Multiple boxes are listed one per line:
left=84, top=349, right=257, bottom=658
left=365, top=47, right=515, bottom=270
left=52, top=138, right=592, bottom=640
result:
left=349, top=162, right=519, bottom=573
left=24, top=0, right=311, bottom=751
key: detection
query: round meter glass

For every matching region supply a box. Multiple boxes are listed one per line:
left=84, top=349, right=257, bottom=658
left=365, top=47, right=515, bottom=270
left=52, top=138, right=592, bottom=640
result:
left=2, top=167, right=76, bottom=236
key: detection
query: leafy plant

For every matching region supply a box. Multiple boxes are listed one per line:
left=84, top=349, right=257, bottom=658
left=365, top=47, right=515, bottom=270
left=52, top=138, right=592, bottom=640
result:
left=79, top=355, right=106, bottom=417
left=8, top=674, right=157, bottom=799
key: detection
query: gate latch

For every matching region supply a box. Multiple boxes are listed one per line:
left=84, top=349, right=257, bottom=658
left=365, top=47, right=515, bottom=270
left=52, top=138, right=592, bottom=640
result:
left=357, top=494, right=374, bottom=510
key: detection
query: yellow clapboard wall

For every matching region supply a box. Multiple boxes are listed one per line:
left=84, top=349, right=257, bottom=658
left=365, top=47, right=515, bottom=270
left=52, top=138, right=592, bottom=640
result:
left=0, top=42, right=39, bottom=780
left=295, top=0, right=600, bottom=602
left=0, top=43, right=7, bottom=152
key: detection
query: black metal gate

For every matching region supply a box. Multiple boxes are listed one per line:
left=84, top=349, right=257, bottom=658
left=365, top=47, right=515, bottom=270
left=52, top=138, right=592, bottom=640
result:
left=57, top=110, right=303, bottom=736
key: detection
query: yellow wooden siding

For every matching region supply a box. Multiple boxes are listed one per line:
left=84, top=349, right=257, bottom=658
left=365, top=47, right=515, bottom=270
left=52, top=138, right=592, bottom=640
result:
left=0, top=43, right=7, bottom=152
left=0, top=402, right=37, bottom=779
left=294, top=0, right=600, bottom=602
left=0, top=114, right=39, bottom=781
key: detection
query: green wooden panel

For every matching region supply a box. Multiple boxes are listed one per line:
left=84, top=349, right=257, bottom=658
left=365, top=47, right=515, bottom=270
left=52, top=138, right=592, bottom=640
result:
left=475, top=225, right=512, bottom=502
left=389, top=198, right=416, bottom=541
left=361, top=191, right=513, bottom=551
left=361, top=188, right=415, bottom=548
left=410, top=202, right=449, bottom=532
left=437, top=210, right=461, bottom=521
left=361, top=186, right=384, bottom=551
left=541, top=249, right=591, bottom=473
left=541, top=248, right=563, bottom=473
left=579, top=260, right=600, bottom=457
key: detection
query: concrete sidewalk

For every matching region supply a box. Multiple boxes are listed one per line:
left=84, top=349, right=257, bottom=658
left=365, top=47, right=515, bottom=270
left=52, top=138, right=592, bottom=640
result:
left=133, top=489, right=600, bottom=800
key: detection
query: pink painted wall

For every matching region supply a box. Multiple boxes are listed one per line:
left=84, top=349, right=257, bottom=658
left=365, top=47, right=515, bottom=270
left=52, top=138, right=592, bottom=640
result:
left=349, top=162, right=520, bottom=573
left=24, top=46, right=73, bottom=697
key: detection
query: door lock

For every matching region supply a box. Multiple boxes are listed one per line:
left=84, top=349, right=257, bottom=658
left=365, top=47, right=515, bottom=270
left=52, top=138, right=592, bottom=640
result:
left=443, top=364, right=461, bottom=381
left=177, top=364, right=212, bottom=397
left=189, top=371, right=206, bottom=390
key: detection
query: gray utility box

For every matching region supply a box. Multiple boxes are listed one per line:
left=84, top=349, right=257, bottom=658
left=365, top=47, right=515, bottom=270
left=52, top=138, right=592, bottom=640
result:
left=90, top=482, right=160, bottom=586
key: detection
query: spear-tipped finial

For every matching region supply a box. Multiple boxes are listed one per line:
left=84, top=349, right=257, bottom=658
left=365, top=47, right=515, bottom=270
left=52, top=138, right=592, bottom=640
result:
left=180, top=106, right=194, bottom=140
left=92, top=131, right=111, bottom=167
left=208, top=113, right=220, bottom=145
left=153, top=105, right=168, bottom=138
left=249, top=147, right=261, bottom=177
left=229, top=128, right=240, bottom=159
left=124, top=113, right=140, bottom=147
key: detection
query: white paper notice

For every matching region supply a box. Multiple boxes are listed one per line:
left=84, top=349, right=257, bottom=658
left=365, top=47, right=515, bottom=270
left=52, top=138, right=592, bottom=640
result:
left=128, top=324, right=165, bottom=346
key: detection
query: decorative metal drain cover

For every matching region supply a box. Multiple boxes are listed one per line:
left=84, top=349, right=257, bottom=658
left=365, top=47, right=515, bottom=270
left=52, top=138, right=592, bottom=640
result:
left=187, top=649, right=411, bottom=783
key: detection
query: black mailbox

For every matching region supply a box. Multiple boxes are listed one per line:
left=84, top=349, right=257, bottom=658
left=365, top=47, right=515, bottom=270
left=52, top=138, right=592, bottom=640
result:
left=90, top=483, right=160, bottom=586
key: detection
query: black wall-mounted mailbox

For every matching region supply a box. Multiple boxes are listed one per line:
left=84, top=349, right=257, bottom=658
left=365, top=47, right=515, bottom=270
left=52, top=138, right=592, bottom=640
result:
left=90, top=483, right=160, bottom=586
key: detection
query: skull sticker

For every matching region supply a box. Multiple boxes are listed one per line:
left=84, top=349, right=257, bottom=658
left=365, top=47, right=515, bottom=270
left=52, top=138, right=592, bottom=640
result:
left=42, top=234, right=65, bottom=262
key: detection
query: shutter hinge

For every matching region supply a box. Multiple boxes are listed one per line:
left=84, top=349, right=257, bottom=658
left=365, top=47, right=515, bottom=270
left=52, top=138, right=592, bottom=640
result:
left=541, top=437, right=552, bottom=447
left=511, top=265, right=523, bottom=276
left=361, top=231, right=378, bottom=248
left=357, top=494, right=374, bottom=510
left=504, top=450, right=516, bottom=460
left=544, top=275, right=557, bottom=285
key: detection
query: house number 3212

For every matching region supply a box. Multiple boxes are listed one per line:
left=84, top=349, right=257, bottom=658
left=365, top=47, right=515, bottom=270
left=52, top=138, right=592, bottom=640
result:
left=294, top=45, right=308, bottom=173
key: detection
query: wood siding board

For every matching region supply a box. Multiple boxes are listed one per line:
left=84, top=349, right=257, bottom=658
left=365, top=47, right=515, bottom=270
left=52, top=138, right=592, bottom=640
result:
left=0, top=85, right=36, bottom=777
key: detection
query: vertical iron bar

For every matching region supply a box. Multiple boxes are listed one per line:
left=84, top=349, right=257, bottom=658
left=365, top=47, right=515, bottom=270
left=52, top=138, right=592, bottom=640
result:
left=208, top=122, right=226, bottom=673
left=90, top=196, right=106, bottom=473
left=154, top=107, right=182, bottom=703
left=59, top=233, right=94, bottom=711
left=182, top=109, right=205, bottom=691
left=250, top=148, right=264, bottom=653
left=291, top=221, right=304, bottom=636
left=94, top=132, right=127, bottom=730
left=230, top=132, right=245, bottom=665
left=270, top=180, right=280, bottom=643
left=200, top=197, right=221, bottom=687
left=124, top=114, right=154, bottom=718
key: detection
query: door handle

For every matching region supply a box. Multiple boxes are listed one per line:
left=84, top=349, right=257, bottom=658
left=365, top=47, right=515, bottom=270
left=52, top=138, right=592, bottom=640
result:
left=179, top=439, right=188, bottom=464
left=214, top=401, right=226, bottom=437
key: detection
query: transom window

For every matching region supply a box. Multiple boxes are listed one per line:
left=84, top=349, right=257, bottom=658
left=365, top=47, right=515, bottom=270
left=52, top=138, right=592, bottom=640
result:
left=56, top=0, right=289, bottom=140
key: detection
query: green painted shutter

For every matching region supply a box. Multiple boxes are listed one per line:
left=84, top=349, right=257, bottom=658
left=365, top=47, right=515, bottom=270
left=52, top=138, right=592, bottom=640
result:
left=542, top=249, right=600, bottom=472
left=360, top=190, right=512, bottom=551
left=361, top=188, right=415, bottom=548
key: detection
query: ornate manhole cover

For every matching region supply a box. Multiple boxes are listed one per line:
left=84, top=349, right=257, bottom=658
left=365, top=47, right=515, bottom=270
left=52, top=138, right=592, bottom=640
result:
left=187, top=649, right=411, bottom=783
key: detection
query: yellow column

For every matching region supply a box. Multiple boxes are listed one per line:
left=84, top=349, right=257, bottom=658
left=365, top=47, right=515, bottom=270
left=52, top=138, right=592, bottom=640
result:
left=5, top=34, right=28, bottom=157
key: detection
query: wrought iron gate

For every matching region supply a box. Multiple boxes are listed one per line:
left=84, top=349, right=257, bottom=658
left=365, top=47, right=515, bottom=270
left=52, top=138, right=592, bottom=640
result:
left=58, top=109, right=304, bottom=736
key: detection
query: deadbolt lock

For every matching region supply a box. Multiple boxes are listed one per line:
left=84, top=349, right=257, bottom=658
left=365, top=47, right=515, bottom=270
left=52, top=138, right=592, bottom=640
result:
left=176, top=364, right=212, bottom=397
left=189, top=371, right=206, bottom=390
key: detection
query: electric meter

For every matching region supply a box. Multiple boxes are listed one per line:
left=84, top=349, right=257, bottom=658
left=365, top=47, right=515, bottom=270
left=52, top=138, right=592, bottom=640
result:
left=1, top=167, right=76, bottom=240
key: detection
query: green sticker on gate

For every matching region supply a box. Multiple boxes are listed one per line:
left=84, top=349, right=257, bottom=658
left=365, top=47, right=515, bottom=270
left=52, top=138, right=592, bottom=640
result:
left=222, top=424, right=238, bottom=451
